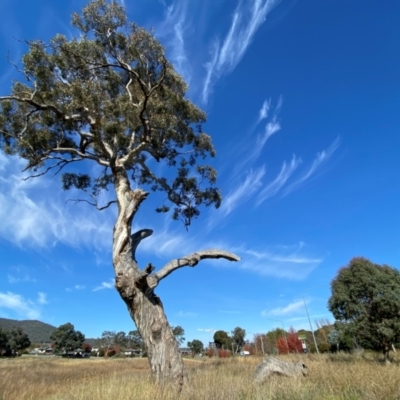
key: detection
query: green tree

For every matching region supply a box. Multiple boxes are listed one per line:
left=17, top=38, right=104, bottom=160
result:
left=114, top=331, right=127, bottom=348
left=213, top=330, right=231, bottom=350
left=187, top=339, right=203, bottom=355
left=0, top=0, right=240, bottom=387
left=50, top=323, right=85, bottom=353
left=0, top=328, right=8, bottom=356
left=6, top=327, right=31, bottom=355
left=172, top=326, right=185, bottom=345
left=127, top=330, right=144, bottom=350
left=231, top=327, right=246, bottom=353
left=328, top=257, right=400, bottom=362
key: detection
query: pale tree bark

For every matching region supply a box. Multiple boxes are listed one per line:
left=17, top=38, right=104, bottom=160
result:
left=111, top=167, right=240, bottom=388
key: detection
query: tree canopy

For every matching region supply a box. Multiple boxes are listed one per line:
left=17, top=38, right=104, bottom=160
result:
left=231, top=327, right=246, bottom=353
left=328, top=257, right=400, bottom=361
left=50, top=323, right=85, bottom=353
left=0, top=0, right=220, bottom=226
left=187, top=339, right=203, bottom=355
left=172, top=326, right=185, bottom=345
left=0, top=0, right=240, bottom=387
left=213, top=330, right=231, bottom=350
left=0, top=327, right=31, bottom=356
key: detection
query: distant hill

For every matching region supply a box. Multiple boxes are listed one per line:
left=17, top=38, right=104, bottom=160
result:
left=0, top=318, right=56, bottom=344
left=0, top=318, right=99, bottom=346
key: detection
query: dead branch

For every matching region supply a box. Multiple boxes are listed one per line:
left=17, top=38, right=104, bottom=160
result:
left=147, top=249, right=240, bottom=289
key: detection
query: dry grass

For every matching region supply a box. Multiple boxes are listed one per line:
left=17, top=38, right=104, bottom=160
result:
left=1, top=353, right=400, bottom=400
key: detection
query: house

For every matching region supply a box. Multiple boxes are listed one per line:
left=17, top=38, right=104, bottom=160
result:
left=124, top=349, right=142, bottom=357
left=179, top=347, right=192, bottom=356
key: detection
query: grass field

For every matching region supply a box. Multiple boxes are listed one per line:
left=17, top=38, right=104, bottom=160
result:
left=1, top=353, right=399, bottom=400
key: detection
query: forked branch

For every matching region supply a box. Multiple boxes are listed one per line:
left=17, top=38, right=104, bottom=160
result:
left=147, top=250, right=240, bottom=289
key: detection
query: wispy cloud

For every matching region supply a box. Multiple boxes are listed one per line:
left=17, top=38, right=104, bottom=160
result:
left=37, top=292, right=48, bottom=305
left=202, top=0, right=281, bottom=102
left=262, top=299, right=307, bottom=317
left=175, top=311, right=198, bottom=318
left=158, top=1, right=191, bottom=83
left=93, top=278, right=115, bottom=292
left=284, top=137, right=340, bottom=195
left=0, top=154, right=114, bottom=250
left=0, top=291, right=42, bottom=319
left=258, top=99, right=271, bottom=122
left=65, top=285, right=86, bottom=292
left=256, top=155, right=301, bottom=205
left=219, top=167, right=266, bottom=218
left=235, top=242, right=323, bottom=279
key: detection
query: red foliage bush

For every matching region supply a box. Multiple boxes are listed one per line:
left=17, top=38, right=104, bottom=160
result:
left=82, top=343, right=92, bottom=353
left=218, top=349, right=231, bottom=358
left=106, top=348, right=116, bottom=357
left=206, top=348, right=214, bottom=357
left=276, top=327, right=303, bottom=354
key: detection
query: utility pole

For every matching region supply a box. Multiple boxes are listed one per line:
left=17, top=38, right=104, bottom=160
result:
left=303, top=296, right=319, bottom=354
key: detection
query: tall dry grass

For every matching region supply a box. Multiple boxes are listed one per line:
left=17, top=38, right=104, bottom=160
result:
left=1, top=353, right=400, bottom=400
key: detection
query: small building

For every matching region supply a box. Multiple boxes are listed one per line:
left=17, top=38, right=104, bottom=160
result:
left=179, top=347, right=192, bottom=356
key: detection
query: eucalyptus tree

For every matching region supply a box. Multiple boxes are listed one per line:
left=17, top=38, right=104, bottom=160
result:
left=0, top=0, right=239, bottom=387
left=328, top=257, right=400, bottom=362
left=50, top=323, right=85, bottom=354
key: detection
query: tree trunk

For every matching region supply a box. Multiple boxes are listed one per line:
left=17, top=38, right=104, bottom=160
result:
left=115, top=254, right=187, bottom=387
left=111, top=167, right=187, bottom=388
left=383, top=344, right=390, bottom=364
left=110, top=166, right=239, bottom=388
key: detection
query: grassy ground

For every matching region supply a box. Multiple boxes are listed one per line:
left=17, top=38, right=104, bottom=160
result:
left=1, top=353, right=399, bottom=400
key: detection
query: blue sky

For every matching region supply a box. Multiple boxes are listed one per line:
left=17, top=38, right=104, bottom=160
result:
left=1, top=0, right=400, bottom=346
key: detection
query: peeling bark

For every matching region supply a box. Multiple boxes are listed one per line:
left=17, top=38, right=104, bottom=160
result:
left=111, top=168, right=240, bottom=388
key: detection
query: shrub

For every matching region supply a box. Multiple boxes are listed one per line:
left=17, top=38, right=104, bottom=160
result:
left=218, top=349, right=231, bottom=358
left=106, top=348, right=116, bottom=358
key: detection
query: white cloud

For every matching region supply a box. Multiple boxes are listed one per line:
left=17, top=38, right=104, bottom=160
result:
left=234, top=98, right=283, bottom=173
left=0, top=154, right=114, bottom=251
left=93, top=278, right=115, bottom=292
left=0, top=291, right=42, bottom=319
left=66, top=284, right=86, bottom=292
left=284, top=137, right=340, bottom=195
left=234, top=242, right=323, bottom=279
left=262, top=299, right=307, bottom=317
left=37, top=292, right=48, bottom=305
left=202, top=0, right=281, bottom=102
left=219, top=167, right=266, bottom=217
left=74, top=285, right=85, bottom=290
left=158, top=2, right=191, bottom=83
left=258, top=99, right=271, bottom=122
left=175, top=311, right=198, bottom=318
left=256, top=155, right=301, bottom=205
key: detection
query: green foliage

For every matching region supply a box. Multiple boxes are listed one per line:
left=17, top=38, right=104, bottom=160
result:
left=328, top=257, right=400, bottom=359
left=231, top=327, right=246, bottom=353
left=0, top=327, right=31, bottom=356
left=50, top=323, right=85, bottom=353
left=213, top=330, right=231, bottom=350
left=0, top=0, right=221, bottom=226
left=127, top=330, right=144, bottom=350
left=172, top=326, right=185, bottom=345
left=187, top=339, right=204, bottom=355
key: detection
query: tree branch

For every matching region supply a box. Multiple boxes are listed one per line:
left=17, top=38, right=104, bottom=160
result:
left=147, top=250, right=240, bottom=289
left=131, top=228, right=153, bottom=261
left=66, top=197, right=117, bottom=211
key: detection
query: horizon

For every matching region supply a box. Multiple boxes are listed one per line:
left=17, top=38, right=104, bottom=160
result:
left=1, top=0, right=400, bottom=345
